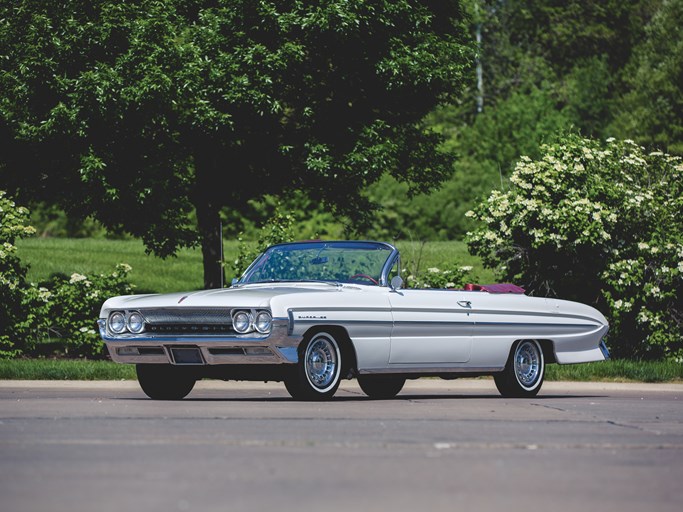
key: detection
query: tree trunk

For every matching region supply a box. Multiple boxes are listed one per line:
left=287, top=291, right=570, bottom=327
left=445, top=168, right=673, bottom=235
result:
left=196, top=200, right=224, bottom=290
left=194, top=148, right=225, bottom=290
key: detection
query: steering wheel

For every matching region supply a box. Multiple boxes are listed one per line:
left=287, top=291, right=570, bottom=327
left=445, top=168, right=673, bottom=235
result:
left=349, top=273, right=379, bottom=285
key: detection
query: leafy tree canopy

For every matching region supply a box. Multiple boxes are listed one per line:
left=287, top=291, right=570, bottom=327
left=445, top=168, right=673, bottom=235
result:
left=0, top=0, right=472, bottom=288
left=610, top=0, right=683, bottom=154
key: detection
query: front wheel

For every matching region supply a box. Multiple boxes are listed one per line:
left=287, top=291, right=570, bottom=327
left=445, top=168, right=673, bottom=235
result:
left=357, top=375, right=405, bottom=399
left=285, top=331, right=342, bottom=401
left=494, top=340, right=545, bottom=398
left=136, top=364, right=196, bottom=400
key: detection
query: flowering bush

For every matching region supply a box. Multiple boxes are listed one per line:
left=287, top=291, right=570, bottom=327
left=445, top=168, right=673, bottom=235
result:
left=15, top=265, right=135, bottom=358
left=0, top=191, right=36, bottom=357
left=466, top=136, right=682, bottom=360
left=2, top=189, right=135, bottom=358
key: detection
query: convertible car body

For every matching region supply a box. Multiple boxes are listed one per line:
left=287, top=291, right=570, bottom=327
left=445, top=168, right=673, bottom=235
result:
left=98, top=240, right=609, bottom=400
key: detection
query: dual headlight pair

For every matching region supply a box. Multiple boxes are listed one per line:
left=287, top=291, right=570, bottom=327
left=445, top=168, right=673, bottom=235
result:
left=108, top=311, right=144, bottom=334
left=233, top=310, right=272, bottom=334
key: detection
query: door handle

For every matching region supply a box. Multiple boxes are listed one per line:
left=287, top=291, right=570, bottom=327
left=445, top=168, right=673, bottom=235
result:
left=457, top=300, right=472, bottom=308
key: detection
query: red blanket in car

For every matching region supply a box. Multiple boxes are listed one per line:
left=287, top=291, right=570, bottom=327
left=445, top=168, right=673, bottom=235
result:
left=463, top=283, right=526, bottom=294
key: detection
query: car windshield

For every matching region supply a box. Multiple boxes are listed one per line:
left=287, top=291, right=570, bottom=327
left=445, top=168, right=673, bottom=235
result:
left=240, top=241, right=394, bottom=285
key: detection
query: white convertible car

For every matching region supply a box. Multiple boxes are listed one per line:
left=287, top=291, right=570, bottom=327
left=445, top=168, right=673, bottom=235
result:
left=98, top=240, right=609, bottom=400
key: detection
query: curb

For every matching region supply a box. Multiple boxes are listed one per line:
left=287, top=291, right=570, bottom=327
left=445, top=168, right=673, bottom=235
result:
left=1, top=378, right=682, bottom=393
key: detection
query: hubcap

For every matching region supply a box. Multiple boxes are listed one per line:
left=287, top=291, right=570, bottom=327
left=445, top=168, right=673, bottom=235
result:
left=305, top=336, right=338, bottom=390
left=515, top=341, right=541, bottom=388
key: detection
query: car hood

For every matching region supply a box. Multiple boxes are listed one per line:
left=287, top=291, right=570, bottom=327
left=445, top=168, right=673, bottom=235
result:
left=99, top=282, right=345, bottom=314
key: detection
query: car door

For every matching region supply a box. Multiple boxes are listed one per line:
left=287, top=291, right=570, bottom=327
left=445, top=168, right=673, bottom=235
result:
left=388, top=289, right=474, bottom=364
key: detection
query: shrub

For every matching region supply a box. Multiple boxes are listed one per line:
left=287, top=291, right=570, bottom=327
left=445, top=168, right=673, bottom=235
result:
left=466, top=136, right=682, bottom=360
left=0, top=191, right=36, bottom=357
left=1, top=190, right=135, bottom=358
left=16, top=265, right=135, bottom=358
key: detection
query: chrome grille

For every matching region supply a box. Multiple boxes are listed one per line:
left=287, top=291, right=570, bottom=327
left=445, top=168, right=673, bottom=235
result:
left=139, top=308, right=236, bottom=336
left=140, top=308, right=233, bottom=325
left=146, top=324, right=234, bottom=335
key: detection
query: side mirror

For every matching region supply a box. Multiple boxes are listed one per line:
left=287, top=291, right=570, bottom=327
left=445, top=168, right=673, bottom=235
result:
left=390, top=275, right=404, bottom=291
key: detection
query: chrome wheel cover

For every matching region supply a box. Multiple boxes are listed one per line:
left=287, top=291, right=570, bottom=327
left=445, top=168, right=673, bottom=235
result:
left=514, top=340, right=542, bottom=389
left=305, top=335, right=339, bottom=391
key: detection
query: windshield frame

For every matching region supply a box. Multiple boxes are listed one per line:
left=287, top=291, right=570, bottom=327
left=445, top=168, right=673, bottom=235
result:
left=236, top=240, right=400, bottom=287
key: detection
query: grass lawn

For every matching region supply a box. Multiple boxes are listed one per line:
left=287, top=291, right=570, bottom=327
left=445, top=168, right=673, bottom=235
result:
left=394, top=240, right=495, bottom=283
left=16, top=237, right=495, bottom=293
left=545, top=359, right=683, bottom=383
left=17, top=238, right=209, bottom=293
left=0, top=359, right=136, bottom=380
left=1, top=358, right=680, bottom=382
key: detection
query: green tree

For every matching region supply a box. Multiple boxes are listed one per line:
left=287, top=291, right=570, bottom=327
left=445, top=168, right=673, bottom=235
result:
left=456, top=0, right=649, bottom=113
left=0, top=0, right=472, bottom=289
left=610, top=0, right=683, bottom=154
left=443, top=0, right=654, bottom=137
left=369, top=86, right=573, bottom=241
left=374, top=0, right=652, bottom=244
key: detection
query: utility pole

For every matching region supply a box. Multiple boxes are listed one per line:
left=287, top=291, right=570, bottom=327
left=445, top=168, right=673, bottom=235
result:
left=475, top=1, right=484, bottom=114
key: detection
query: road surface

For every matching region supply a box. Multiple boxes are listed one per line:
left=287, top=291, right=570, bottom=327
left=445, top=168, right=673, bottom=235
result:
left=1, top=378, right=682, bottom=512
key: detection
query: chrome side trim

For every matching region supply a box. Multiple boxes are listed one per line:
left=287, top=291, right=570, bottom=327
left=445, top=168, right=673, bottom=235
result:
left=359, top=366, right=504, bottom=375
left=473, top=321, right=598, bottom=328
left=293, top=319, right=395, bottom=327
left=290, top=307, right=393, bottom=314
left=393, top=306, right=602, bottom=324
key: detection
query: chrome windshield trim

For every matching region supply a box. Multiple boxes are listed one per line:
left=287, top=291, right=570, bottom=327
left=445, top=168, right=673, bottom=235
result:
left=235, top=240, right=397, bottom=287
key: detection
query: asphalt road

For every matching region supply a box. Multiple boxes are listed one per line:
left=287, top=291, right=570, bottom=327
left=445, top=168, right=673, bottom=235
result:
left=1, top=378, right=682, bottom=512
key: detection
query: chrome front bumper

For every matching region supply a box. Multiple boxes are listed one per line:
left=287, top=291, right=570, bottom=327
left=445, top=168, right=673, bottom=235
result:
left=99, top=318, right=301, bottom=365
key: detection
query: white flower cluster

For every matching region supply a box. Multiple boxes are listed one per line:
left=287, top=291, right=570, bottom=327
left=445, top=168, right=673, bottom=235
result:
left=117, top=263, right=133, bottom=273
left=612, top=299, right=632, bottom=312
left=0, top=275, right=19, bottom=290
left=37, top=287, right=52, bottom=303
left=0, top=242, right=17, bottom=260
left=69, top=273, right=88, bottom=284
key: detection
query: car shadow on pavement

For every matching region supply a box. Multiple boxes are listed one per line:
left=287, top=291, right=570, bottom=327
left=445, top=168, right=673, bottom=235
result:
left=121, top=393, right=607, bottom=402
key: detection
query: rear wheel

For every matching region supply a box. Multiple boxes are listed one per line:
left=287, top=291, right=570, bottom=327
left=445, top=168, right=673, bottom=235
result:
left=494, top=340, right=545, bottom=398
left=285, top=331, right=342, bottom=401
left=358, top=375, right=405, bottom=399
left=136, top=364, right=196, bottom=400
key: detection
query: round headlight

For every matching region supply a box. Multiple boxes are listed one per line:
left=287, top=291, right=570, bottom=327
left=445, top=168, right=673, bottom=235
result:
left=254, top=311, right=272, bottom=334
left=127, top=312, right=145, bottom=333
left=109, top=312, right=126, bottom=333
left=232, top=311, right=252, bottom=333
